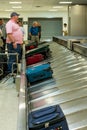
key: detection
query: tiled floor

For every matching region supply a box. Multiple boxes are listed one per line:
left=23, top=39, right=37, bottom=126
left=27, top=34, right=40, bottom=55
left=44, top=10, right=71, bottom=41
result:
left=0, top=77, right=18, bottom=130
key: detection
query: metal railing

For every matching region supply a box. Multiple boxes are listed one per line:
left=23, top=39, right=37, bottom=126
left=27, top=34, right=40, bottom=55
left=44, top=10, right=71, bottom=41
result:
left=0, top=52, right=19, bottom=75
left=17, top=43, right=27, bottom=130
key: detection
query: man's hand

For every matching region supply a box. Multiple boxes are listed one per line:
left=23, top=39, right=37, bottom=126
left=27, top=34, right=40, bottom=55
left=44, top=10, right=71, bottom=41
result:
left=13, top=42, right=17, bottom=48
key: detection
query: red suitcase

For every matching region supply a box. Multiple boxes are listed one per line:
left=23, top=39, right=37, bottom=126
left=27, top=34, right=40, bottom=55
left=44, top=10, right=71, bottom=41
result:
left=26, top=54, right=44, bottom=65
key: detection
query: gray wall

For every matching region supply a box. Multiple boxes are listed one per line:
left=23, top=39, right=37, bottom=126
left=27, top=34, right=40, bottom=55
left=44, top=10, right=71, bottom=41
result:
left=69, top=5, right=87, bottom=36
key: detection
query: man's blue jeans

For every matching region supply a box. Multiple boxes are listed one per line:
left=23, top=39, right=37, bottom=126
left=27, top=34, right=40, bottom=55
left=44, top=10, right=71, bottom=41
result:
left=7, top=43, right=22, bottom=73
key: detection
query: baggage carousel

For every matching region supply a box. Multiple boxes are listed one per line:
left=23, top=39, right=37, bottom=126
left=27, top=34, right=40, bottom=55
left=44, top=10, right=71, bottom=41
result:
left=53, top=36, right=87, bottom=51
left=18, top=40, right=87, bottom=130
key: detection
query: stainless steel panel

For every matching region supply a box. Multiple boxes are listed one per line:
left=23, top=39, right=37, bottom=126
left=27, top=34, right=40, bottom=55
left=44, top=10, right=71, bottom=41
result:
left=29, top=78, right=56, bottom=93
left=73, top=43, right=87, bottom=56
left=29, top=87, right=87, bottom=109
left=66, top=109, right=87, bottom=130
left=29, top=87, right=59, bottom=100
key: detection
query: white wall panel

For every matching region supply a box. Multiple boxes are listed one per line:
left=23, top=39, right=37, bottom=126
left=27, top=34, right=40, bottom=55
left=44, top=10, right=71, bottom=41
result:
left=70, top=5, right=87, bottom=36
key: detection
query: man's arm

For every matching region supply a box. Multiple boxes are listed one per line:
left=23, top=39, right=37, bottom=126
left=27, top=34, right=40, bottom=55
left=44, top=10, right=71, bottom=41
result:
left=7, top=33, right=15, bottom=43
left=7, top=33, right=17, bottom=48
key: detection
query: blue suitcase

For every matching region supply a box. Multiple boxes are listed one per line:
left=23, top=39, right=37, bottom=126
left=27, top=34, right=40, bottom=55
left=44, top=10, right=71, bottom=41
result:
left=26, top=63, right=53, bottom=83
left=28, top=105, right=69, bottom=130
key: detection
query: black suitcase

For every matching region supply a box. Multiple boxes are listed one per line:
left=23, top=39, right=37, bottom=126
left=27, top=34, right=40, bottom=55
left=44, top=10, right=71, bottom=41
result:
left=25, top=41, right=38, bottom=51
left=25, top=44, right=50, bottom=59
left=28, top=105, right=69, bottom=130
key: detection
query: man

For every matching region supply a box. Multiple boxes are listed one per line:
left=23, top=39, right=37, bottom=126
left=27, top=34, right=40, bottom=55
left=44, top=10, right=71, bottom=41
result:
left=0, top=19, right=6, bottom=50
left=29, top=21, right=39, bottom=43
left=6, top=12, right=23, bottom=74
left=63, top=23, right=68, bottom=36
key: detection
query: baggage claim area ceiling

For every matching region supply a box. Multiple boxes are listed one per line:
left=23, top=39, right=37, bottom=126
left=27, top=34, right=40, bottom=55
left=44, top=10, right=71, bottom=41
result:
left=0, top=0, right=87, bottom=13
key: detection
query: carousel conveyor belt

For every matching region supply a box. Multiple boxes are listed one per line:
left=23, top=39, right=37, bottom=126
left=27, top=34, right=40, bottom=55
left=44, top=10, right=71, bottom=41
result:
left=27, top=41, right=87, bottom=130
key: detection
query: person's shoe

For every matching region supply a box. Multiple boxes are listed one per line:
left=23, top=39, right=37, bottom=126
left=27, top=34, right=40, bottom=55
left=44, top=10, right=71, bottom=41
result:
left=13, top=77, right=15, bottom=83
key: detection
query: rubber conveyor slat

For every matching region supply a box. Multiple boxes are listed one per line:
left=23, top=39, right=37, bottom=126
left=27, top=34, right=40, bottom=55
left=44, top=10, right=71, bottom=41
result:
left=28, top=42, right=87, bottom=130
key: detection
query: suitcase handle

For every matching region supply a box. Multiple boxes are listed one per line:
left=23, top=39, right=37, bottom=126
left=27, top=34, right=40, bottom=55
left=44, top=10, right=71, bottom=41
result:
left=32, top=106, right=56, bottom=118
left=44, top=67, right=53, bottom=73
left=32, top=113, right=59, bottom=125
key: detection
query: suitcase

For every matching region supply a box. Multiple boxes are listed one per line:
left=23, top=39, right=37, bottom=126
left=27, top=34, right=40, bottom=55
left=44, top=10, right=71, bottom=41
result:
left=28, top=105, right=69, bottom=130
left=26, top=54, right=44, bottom=65
left=25, top=41, right=38, bottom=51
left=26, top=63, right=53, bottom=83
left=25, top=44, right=50, bottom=59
